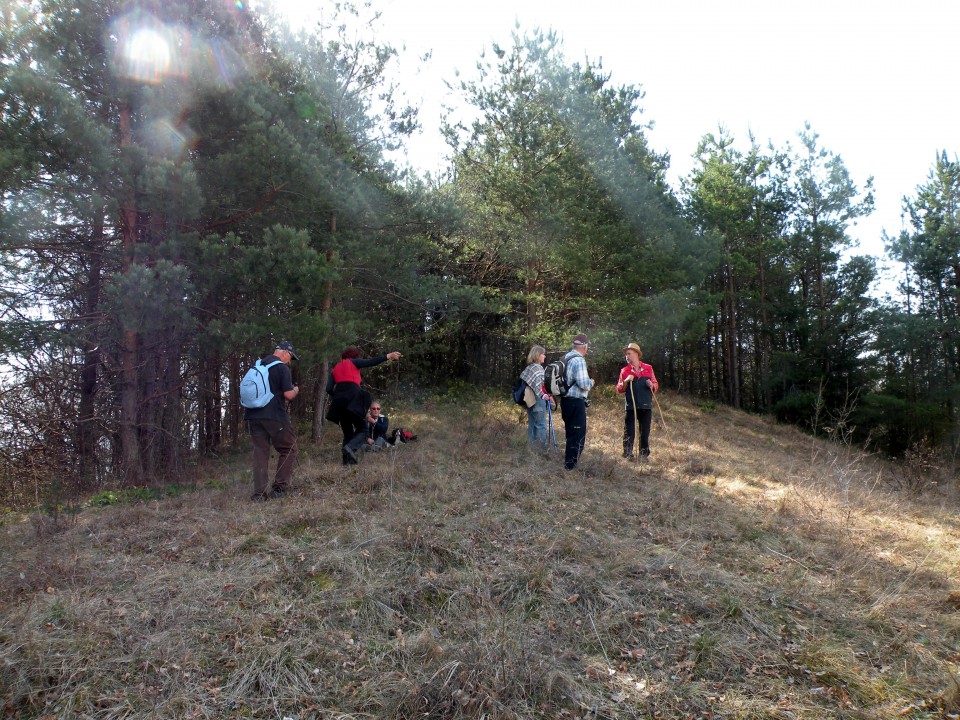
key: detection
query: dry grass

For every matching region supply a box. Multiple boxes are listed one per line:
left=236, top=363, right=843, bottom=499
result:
left=1, top=390, right=959, bottom=719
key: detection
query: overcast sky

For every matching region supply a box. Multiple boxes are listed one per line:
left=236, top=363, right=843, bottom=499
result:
left=273, top=0, right=960, bottom=287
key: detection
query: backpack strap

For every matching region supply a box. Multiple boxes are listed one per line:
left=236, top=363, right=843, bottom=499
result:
left=564, top=353, right=580, bottom=387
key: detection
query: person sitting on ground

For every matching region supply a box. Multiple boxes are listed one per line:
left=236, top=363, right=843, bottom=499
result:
left=325, top=346, right=401, bottom=465
left=616, top=342, right=659, bottom=459
left=363, top=400, right=390, bottom=450
left=363, top=402, right=418, bottom=449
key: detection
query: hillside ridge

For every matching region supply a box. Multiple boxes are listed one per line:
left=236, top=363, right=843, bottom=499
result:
left=1, top=391, right=958, bottom=719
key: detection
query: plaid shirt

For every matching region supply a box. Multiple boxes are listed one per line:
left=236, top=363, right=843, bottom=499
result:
left=520, top=362, right=547, bottom=399
left=563, top=349, right=593, bottom=399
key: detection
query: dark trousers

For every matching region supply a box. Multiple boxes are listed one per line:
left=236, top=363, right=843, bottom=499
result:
left=339, top=417, right=367, bottom=465
left=249, top=419, right=297, bottom=496
left=623, top=406, right=652, bottom=457
left=560, top=396, right=587, bottom=470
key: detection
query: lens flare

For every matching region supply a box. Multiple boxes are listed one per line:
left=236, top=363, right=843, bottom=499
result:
left=110, top=10, right=246, bottom=87
left=111, top=11, right=179, bottom=83
left=200, top=38, right=245, bottom=88
left=122, top=28, right=171, bottom=83
left=145, top=118, right=196, bottom=158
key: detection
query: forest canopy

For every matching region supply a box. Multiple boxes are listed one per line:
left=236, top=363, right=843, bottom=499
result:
left=0, top=0, right=956, bottom=497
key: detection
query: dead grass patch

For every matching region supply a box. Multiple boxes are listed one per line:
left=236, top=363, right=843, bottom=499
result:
left=0, top=392, right=957, bottom=719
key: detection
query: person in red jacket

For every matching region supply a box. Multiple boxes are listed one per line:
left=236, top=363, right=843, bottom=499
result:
left=325, top=347, right=401, bottom=465
left=616, top=342, right=659, bottom=459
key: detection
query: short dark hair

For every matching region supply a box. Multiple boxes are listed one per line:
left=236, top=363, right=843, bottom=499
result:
left=341, top=347, right=360, bottom=359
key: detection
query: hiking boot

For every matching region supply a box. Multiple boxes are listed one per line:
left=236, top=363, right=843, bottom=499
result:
left=342, top=446, right=358, bottom=464
left=268, top=487, right=287, bottom=499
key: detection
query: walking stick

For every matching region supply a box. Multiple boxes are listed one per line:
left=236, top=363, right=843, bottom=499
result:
left=545, top=397, right=558, bottom=453
left=653, top=390, right=676, bottom=454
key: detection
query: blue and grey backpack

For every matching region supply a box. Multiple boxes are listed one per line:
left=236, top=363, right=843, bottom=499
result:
left=239, top=359, right=282, bottom=409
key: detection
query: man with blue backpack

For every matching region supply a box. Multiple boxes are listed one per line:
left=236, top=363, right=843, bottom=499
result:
left=241, top=340, right=300, bottom=501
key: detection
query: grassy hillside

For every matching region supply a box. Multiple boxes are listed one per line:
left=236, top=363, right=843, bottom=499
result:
left=1, top=388, right=959, bottom=719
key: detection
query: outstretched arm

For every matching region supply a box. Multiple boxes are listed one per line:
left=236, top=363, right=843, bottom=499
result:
left=353, top=351, right=402, bottom=369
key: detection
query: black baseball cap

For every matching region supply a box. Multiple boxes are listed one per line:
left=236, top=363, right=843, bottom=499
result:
left=276, top=340, right=299, bottom=361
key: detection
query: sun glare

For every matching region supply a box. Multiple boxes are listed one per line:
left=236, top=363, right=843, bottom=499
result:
left=109, top=10, right=248, bottom=88
left=119, top=27, right=172, bottom=84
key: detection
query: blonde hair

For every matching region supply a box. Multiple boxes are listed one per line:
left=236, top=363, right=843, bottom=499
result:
left=527, top=345, right=546, bottom=365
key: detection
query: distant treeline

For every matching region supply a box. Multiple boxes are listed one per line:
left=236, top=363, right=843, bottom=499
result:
left=0, top=0, right=955, bottom=498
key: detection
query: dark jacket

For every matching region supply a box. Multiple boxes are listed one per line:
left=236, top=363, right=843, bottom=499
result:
left=366, top=414, right=389, bottom=440
left=616, top=362, right=659, bottom=410
left=325, top=355, right=388, bottom=424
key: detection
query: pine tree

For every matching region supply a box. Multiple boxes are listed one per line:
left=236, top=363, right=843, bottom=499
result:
left=442, top=29, right=697, bottom=376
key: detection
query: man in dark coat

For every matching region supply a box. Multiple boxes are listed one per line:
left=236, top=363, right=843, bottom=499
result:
left=245, top=340, right=299, bottom=501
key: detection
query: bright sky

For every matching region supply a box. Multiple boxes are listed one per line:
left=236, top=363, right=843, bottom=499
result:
left=272, top=0, right=960, bottom=285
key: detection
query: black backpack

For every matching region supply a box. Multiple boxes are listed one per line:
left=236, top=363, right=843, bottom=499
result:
left=543, top=358, right=570, bottom=397
left=512, top=379, right=527, bottom=405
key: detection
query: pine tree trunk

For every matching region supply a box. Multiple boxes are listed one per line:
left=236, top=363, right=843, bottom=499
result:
left=77, top=200, right=104, bottom=489
left=120, top=329, right=140, bottom=484
left=228, top=353, right=241, bottom=446
left=312, top=227, right=336, bottom=443
left=119, top=104, right=141, bottom=484
left=312, top=360, right=330, bottom=442
left=725, top=262, right=741, bottom=408
left=526, top=258, right=538, bottom=335
left=200, top=352, right=222, bottom=454
left=758, top=255, right=772, bottom=411
left=161, top=337, right=184, bottom=477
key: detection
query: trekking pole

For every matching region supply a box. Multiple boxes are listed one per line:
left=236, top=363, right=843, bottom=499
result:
left=545, top=397, right=558, bottom=453
left=551, top=396, right=557, bottom=451
left=544, top=397, right=550, bottom=451
left=653, top=391, right=676, bottom=455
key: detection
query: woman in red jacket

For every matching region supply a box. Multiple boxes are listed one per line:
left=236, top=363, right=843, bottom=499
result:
left=326, top=347, right=401, bottom=464
left=616, top=342, right=659, bottom=459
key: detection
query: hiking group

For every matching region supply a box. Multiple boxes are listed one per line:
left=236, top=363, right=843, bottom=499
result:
left=240, top=332, right=659, bottom=501
left=240, top=341, right=412, bottom=502
left=518, top=333, right=659, bottom=470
